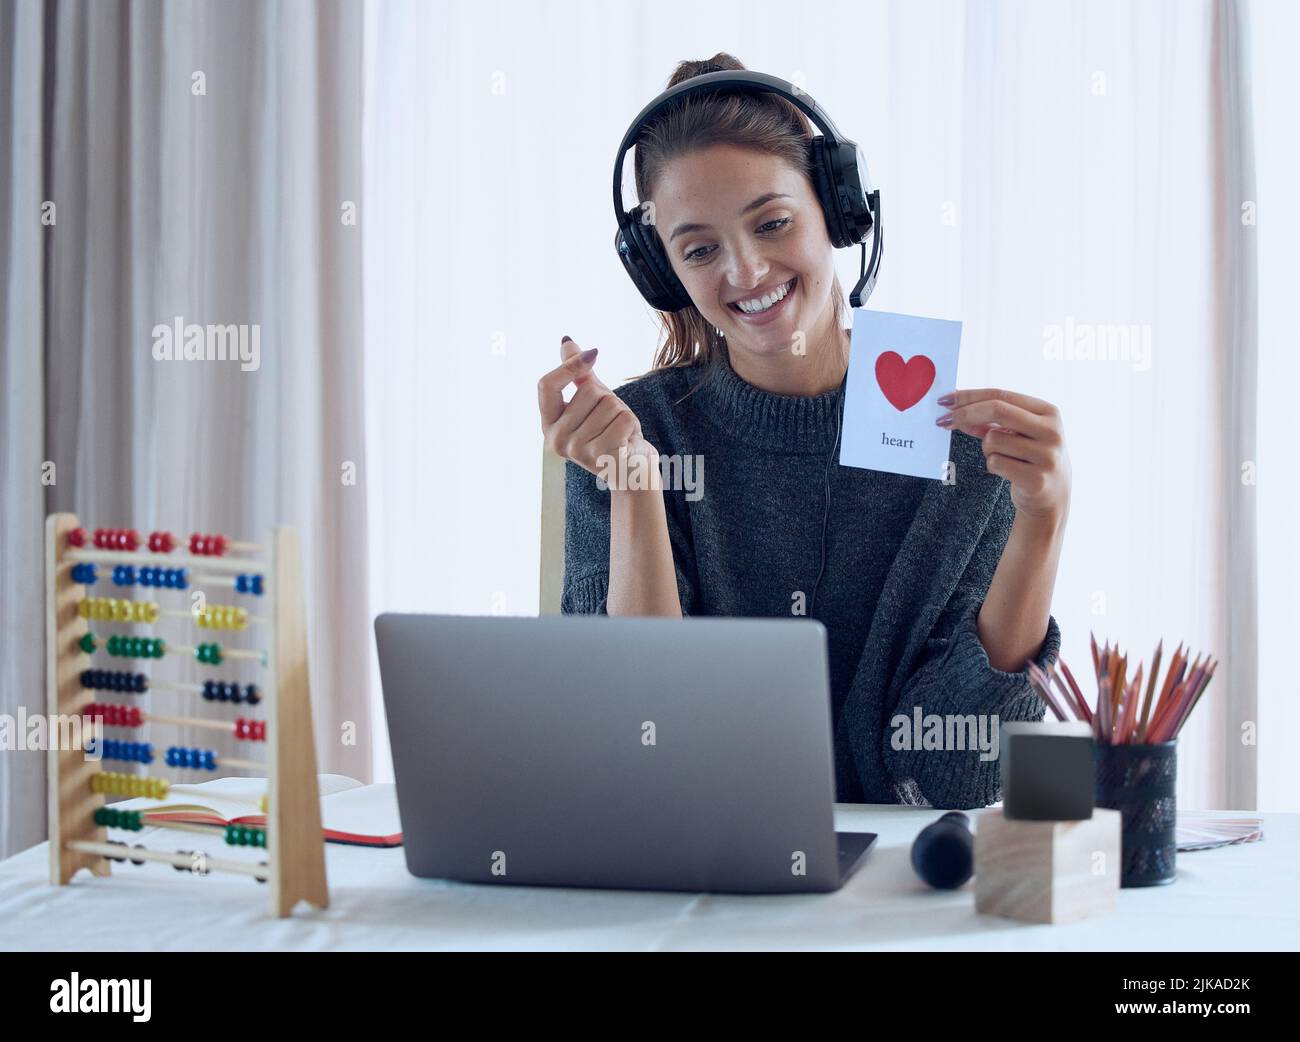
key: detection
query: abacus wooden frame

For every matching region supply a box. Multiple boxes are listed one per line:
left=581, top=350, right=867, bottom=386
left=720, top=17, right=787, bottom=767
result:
left=45, top=512, right=329, bottom=917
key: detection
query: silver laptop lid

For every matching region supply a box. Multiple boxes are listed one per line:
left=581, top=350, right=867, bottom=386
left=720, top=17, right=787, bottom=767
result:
left=374, top=613, right=842, bottom=893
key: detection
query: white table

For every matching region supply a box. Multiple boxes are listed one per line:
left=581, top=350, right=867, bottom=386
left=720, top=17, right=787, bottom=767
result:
left=1, top=788, right=1294, bottom=951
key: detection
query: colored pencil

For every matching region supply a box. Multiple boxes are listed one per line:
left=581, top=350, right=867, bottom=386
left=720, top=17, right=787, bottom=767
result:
left=1022, top=631, right=1217, bottom=745
left=1136, top=638, right=1163, bottom=743
left=1058, top=659, right=1093, bottom=723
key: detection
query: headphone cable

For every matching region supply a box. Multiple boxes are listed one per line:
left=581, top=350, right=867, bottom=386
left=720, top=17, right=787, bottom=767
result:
left=809, top=370, right=847, bottom=617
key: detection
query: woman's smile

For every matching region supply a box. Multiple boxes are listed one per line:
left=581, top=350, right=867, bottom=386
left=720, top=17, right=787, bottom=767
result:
left=727, top=276, right=797, bottom=326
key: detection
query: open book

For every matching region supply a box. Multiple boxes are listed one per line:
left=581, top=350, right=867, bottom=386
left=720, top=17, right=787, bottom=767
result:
left=1176, top=813, right=1263, bottom=852
left=111, top=774, right=403, bottom=848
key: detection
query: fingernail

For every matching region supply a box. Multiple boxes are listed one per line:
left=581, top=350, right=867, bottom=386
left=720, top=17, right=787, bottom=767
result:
left=561, top=335, right=573, bottom=344
left=579, top=347, right=598, bottom=364
left=935, top=413, right=953, bottom=427
left=937, top=391, right=956, bottom=406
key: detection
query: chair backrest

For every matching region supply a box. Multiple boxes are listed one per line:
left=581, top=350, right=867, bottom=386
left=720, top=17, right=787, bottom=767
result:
left=538, top=443, right=567, bottom=615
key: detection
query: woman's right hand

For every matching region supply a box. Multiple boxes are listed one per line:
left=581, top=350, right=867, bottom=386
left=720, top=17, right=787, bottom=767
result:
left=538, top=336, right=660, bottom=487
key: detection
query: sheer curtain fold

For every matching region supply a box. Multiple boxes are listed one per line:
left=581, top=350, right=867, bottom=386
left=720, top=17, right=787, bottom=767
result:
left=0, top=0, right=50, bottom=860
left=0, top=0, right=369, bottom=860
left=1212, top=0, right=1259, bottom=812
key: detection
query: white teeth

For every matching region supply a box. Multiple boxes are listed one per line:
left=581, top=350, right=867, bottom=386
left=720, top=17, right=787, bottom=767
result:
left=735, top=279, right=793, bottom=314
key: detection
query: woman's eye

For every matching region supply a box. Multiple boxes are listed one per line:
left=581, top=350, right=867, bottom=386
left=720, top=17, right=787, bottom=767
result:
left=682, top=218, right=792, bottom=264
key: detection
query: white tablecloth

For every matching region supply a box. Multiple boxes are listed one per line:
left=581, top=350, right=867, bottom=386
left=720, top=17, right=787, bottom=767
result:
left=1, top=787, right=1294, bottom=951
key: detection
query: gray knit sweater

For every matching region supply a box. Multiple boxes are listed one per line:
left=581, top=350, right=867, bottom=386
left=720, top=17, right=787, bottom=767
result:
left=560, top=345, right=1061, bottom=808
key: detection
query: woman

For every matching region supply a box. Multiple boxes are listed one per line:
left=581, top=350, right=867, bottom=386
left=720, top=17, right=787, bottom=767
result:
left=537, top=54, right=1071, bottom=809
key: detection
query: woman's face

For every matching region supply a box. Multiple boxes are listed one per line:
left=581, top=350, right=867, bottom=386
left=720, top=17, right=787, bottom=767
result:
left=652, top=143, right=837, bottom=358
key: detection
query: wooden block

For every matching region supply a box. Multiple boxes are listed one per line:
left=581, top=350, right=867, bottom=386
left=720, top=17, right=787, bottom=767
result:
left=974, top=808, right=1120, bottom=924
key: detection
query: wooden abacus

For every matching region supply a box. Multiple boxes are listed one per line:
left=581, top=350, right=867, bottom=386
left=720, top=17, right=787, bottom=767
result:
left=45, top=512, right=328, bottom=917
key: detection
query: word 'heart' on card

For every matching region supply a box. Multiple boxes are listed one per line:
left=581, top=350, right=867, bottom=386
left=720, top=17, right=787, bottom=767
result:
left=875, top=351, right=936, bottom=412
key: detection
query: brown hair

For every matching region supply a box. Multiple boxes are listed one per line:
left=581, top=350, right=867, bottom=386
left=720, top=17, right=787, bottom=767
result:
left=628, top=53, right=850, bottom=388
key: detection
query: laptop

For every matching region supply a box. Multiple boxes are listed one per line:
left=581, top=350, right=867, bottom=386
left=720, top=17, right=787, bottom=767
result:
left=373, top=613, right=876, bottom=894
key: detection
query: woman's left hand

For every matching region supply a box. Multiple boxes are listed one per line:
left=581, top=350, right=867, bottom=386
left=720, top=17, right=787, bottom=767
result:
left=936, top=388, right=1071, bottom=525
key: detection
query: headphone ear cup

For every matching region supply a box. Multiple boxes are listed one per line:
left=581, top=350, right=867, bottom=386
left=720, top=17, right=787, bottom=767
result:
left=629, top=210, right=691, bottom=309
left=806, top=137, right=851, bottom=248
left=618, top=209, right=691, bottom=312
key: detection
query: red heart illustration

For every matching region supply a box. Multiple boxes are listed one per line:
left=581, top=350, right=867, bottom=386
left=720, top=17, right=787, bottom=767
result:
left=875, top=351, right=936, bottom=412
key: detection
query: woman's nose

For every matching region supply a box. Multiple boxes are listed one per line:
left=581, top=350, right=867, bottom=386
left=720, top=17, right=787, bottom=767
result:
left=724, top=248, right=769, bottom=290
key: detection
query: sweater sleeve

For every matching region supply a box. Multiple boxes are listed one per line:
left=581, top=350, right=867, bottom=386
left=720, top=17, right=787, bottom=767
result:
left=559, top=458, right=698, bottom=616
left=881, top=478, right=1062, bottom=810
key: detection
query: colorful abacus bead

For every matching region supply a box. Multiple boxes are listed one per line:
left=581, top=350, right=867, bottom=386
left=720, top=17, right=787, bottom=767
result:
left=201, top=680, right=260, bottom=704
left=195, top=642, right=222, bottom=665
left=79, top=633, right=97, bottom=654
left=166, top=746, right=219, bottom=771
left=80, top=668, right=148, bottom=693
left=189, top=533, right=229, bottom=556
left=235, top=573, right=265, bottom=596
left=112, top=564, right=137, bottom=585
left=137, top=566, right=188, bottom=589
left=234, top=717, right=267, bottom=741
left=87, top=703, right=145, bottom=728
left=71, top=563, right=98, bottom=585
left=106, top=635, right=165, bottom=659
left=196, top=604, right=248, bottom=631
left=147, top=530, right=176, bottom=553
left=204, top=679, right=232, bottom=702
left=79, top=596, right=159, bottom=623
left=67, top=527, right=87, bottom=547
left=93, top=528, right=140, bottom=551
left=225, top=824, right=266, bottom=848
left=101, top=840, right=147, bottom=865
left=94, top=738, right=154, bottom=764
left=93, top=771, right=169, bottom=799
left=169, top=850, right=210, bottom=875
left=94, top=807, right=144, bottom=831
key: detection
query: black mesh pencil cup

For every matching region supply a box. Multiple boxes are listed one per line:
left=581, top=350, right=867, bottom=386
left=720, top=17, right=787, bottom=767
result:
left=1094, top=740, right=1177, bottom=887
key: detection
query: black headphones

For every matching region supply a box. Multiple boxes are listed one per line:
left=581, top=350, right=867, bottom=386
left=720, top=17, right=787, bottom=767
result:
left=612, top=69, right=883, bottom=313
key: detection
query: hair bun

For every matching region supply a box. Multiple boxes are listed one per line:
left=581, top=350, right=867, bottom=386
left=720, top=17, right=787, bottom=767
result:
left=666, top=52, right=747, bottom=88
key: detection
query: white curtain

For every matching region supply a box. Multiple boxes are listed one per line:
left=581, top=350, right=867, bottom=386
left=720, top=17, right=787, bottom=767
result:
left=0, top=0, right=370, bottom=859
left=0, top=0, right=49, bottom=860
left=954, top=1, right=1222, bottom=814
left=362, top=0, right=1285, bottom=811
left=1249, top=0, right=1300, bottom=814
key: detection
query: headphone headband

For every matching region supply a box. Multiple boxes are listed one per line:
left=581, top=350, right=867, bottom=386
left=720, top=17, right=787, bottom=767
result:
left=612, top=71, right=852, bottom=218
left=612, top=70, right=882, bottom=313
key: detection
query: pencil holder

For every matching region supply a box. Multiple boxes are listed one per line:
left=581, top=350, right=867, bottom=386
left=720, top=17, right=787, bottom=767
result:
left=1094, top=740, right=1177, bottom=887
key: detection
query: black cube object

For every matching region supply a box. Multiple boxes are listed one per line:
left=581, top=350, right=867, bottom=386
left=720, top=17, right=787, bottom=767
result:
left=1000, top=722, right=1095, bottom=821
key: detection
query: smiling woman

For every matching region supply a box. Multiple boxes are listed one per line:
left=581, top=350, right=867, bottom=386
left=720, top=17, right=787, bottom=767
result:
left=545, top=54, right=1068, bottom=808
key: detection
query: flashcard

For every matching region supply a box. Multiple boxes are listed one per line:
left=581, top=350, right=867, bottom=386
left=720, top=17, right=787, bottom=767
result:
left=839, top=308, right=962, bottom=480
